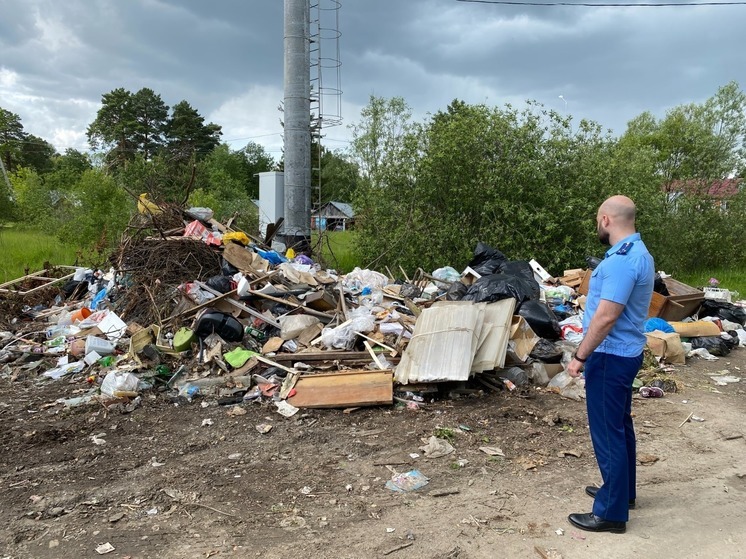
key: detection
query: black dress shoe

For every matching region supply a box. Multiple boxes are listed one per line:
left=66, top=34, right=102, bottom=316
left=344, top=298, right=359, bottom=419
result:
left=585, top=486, right=636, bottom=509
left=568, top=512, right=626, bottom=533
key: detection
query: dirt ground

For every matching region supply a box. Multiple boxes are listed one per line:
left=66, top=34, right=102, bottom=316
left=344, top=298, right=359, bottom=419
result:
left=1, top=349, right=745, bottom=559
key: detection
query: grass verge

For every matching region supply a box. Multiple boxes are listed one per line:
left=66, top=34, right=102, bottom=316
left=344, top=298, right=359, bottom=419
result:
left=313, top=230, right=359, bottom=273
left=0, top=226, right=80, bottom=283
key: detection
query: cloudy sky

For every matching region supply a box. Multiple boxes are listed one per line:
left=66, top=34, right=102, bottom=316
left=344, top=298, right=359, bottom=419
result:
left=1, top=0, right=744, bottom=159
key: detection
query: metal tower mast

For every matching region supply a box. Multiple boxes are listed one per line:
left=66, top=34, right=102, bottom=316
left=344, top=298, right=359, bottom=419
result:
left=283, top=0, right=312, bottom=251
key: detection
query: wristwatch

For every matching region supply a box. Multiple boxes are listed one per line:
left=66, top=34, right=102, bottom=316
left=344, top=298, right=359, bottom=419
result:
left=573, top=353, right=587, bottom=363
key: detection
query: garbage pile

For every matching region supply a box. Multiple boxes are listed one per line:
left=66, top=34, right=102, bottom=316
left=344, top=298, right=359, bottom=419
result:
left=1, top=209, right=745, bottom=414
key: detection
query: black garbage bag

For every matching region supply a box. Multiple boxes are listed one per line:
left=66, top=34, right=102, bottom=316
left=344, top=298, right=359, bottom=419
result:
left=690, top=335, right=731, bottom=356
left=194, top=309, right=244, bottom=342
left=723, top=331, right=740, bottom=350
left=529, top=338, right=563, bottom=363
left=654, top=274, right=670, bottom=296
left=496, top=366, right=529, bottom=387
left=60, top=280, right=83, bottom=299
left=698, top=300, right=746, bottom=326
left=585, top=256, right=603, bottom=270
left=498, top=260, right=536, bottom=283
left=518, top=300, right=562, bottom=340
left=206, top=275, right=235, bottom=294
left=221, top=258, right=239, bottom=276
left=463, top=274, right=538, bottom=305
left=400, top=283, right=423, bottom=299
left=445, top=281, right=468, bottom=301
left=467, top=242, right=508, bottom=276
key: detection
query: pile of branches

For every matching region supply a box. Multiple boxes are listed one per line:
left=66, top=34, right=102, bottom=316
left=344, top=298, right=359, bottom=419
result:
left=111, top=236, right=221, bottom=325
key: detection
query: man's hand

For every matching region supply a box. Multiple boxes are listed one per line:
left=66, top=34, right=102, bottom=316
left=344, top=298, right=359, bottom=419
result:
left=567, top=358, right=584, bottom=378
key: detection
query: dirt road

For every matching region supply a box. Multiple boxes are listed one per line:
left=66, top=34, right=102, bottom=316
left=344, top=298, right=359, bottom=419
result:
left=1, top=351, right=745, bottom=559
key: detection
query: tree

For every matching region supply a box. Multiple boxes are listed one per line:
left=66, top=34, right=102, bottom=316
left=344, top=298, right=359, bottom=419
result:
left=131, top=88, right=169, bottom=161
left=44, top=149, right=93, bottom=192
left=0, top=107, right=25, bottom=172
left=620, top=81, right=746, bottom=193
left=240, top=141, right=275, bottom=198
left=319, top=148, right=360, bottom=205
left=87, top=88, right=137, bottom=168
left=165, top=100, right=222, bottom=162
left=349, top=95, right=416, bottom=189
left=20, top=134, right=57, bottom=174
left=87, top=87, right=172, bottom=168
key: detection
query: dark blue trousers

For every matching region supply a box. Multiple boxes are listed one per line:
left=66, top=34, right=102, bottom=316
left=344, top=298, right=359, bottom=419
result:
left=585, top=351, right=643, bottom=522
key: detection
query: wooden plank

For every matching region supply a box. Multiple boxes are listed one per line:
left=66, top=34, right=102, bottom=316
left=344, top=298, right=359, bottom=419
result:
left=287, top=370, right=393, bottom=408
left=0, top=266, right=77, bottom=294
left=271, top=350, right=381, bottom=362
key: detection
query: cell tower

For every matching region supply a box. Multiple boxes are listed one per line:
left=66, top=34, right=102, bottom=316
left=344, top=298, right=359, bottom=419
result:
left=283, top=0, right=341, bottom=251
left=310, top=0, right=343, bottom=211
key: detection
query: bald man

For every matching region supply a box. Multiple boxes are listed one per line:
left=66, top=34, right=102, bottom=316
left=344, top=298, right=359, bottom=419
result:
left=566, top=195, right=655, bottom=534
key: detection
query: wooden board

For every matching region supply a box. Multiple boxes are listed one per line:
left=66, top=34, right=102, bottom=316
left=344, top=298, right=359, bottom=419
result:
left=0, top=266, right=77, bottom=295
left=287, top=370, right=393, bottom=408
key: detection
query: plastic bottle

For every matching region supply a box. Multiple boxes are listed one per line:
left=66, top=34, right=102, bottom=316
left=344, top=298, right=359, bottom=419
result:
left=244, top=326, right=267, bottom=341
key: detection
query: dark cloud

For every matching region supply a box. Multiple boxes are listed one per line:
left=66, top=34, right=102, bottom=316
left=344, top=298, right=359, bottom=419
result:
left=0, top=0, right=743, bottom=151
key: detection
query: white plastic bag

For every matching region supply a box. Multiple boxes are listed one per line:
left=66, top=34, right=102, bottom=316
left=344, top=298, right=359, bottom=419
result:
left=320, top=307, right=375, bottom=350
left=100, top=371, right=139, bottom=398
left=547, top=370, right=585, bottom=400
left=278, top=315, right=320, bottom=340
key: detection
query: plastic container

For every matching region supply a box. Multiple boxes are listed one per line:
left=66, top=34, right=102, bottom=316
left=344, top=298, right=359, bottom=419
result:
left=85, top=335, right=115, bottom=356
left=173, top=328, right=196, bottom=352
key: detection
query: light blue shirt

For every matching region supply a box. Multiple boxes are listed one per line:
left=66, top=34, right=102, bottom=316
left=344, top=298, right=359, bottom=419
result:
left=582, top=232, right=655, bottom=357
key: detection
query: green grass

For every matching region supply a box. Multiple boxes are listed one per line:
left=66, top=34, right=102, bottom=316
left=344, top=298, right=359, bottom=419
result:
left=0, top=225, right=80, bottom=283
left=314, top=230, right=360, bottom=273
left=675, top=268, right=746, bottom=300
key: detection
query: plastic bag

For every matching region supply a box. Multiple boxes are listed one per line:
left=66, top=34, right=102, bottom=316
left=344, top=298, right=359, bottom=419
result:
left=187, top=207, right=214, bottom=221
left=320, top=307, right=376, bottom=350
left=221, top=258, right=239, bottom=276
left=467, top=242, right=508, bottom=276
left=644, top=317, right=674, bottom=333
left=654, top=273, right=670, bottom=296
left=496, top=366, right=529, bottom=386
left=698, top=300, right=746, bottom=326
left=690, top=335, right=730, bottom=356
left=343, top=267, right=389, bottom=292
left=529, top=338, right=563, bottom=363
left=100, top=371, right=139, bottom=398
left=463, top=274, right=538, bottom=304
left=518, top=300, right=561, bottom=340
left=206, top=275, right=235, bottom=294
left=278, top=315, right=321, bottom=340
left=498, top=260, right=535, bottom=283
left=432, top=266, right=461, bottom=289
left=547, top=370, right=585, bottom=401
left=445, top=281, right=468, bottom=301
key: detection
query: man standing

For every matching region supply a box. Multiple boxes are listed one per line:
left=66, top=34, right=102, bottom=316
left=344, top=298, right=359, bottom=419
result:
left=567, top=195, right=654, bottom=534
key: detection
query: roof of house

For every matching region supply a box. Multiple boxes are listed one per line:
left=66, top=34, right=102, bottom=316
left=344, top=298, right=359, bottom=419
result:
left=330, top=201, right=355, bottom=217
left=313, top=201, right=355, bottom=218
left=668, top=178, right=742, bottom=198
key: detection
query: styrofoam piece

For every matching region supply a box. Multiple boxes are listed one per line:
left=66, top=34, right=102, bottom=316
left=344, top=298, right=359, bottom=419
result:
left=98, top=312, right=127, bottom=341
left=84, top=351, right=102, bottom=366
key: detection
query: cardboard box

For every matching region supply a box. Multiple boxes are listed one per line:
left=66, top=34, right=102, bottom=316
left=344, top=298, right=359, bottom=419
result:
left=669, top=320, right=721, bottom=338
left=505, top=316, right=540, bottom=364
left=645, top=331, right=686, bottom=365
